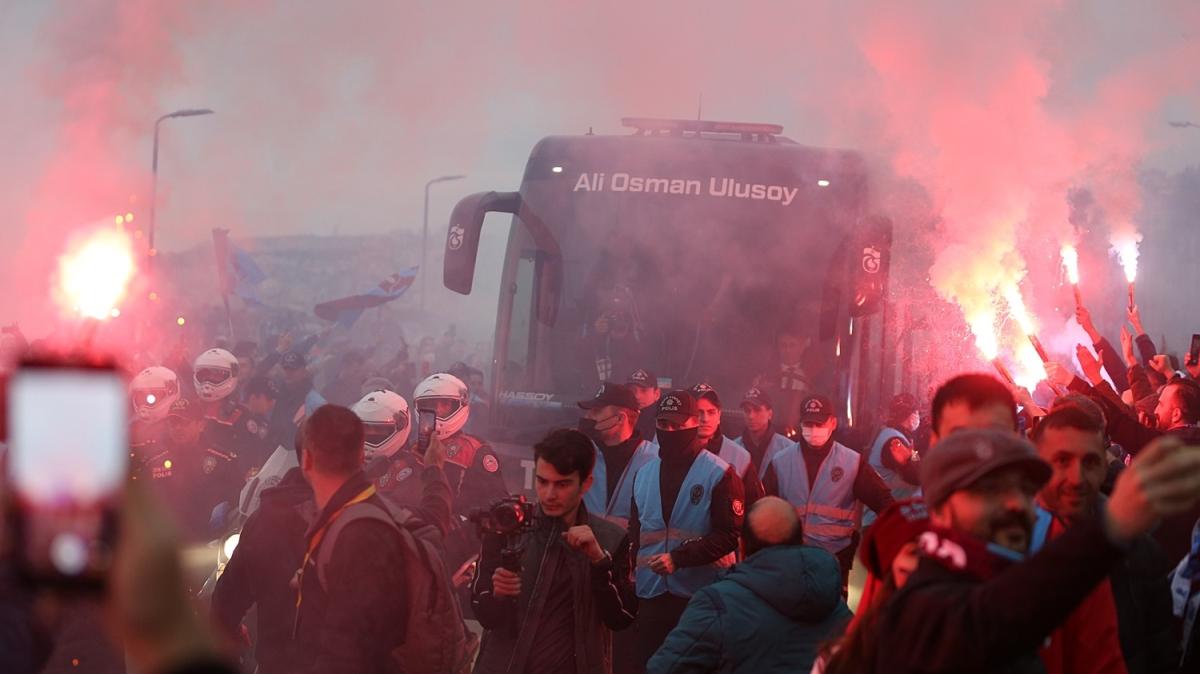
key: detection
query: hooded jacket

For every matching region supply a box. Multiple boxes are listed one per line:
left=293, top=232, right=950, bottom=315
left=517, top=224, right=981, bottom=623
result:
left=647, top=545, right=851, bottom=674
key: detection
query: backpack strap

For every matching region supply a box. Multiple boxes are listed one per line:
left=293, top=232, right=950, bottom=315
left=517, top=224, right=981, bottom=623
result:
left=314, top=501, right=403, bottom=591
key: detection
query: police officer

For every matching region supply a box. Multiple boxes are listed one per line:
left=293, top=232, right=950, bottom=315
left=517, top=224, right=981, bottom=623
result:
left=628, top=390, right=744, bottom=672
left=412, top=373, right=507, bottom=514
left=863, top=393, right=922, bottom=526
left=193, top=349, right=273, bottom=475
left=691, top=383, right=765, bottom=505
left=128, top=365, right=182, bottom=461
left=149, top=398, right=246, bottom=541
left=578, top=382, right=659, bottom=530
left=354, top=389, right=423, bottom=504
left=762, top=394, right=895, bottom=585
left=627, top=368, right=662, bottom=442
left=733, top=387, right=793, bottom=478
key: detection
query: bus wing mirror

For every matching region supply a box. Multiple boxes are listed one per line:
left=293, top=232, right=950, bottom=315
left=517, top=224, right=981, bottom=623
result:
left=443, top=191, right=562, bottom=326
left=443, top=191, right=521, bottom=295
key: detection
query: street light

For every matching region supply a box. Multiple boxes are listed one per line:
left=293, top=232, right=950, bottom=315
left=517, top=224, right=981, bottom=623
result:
left=422, top=174, right=466, bottom=309
left=150, top=108, right=214, bottom=254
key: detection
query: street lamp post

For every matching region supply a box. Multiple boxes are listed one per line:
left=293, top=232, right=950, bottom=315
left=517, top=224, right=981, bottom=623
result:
left=150, top=108, right=214, bottom=254
left=422, top=174, right=466, bottom=310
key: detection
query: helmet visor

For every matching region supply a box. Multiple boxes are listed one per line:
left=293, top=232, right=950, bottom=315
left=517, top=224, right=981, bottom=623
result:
left=196, top=367, right=232, bottom=385
left=363, top=421, right=398, bottom=450
left=132, top=388, right=172, bottom=409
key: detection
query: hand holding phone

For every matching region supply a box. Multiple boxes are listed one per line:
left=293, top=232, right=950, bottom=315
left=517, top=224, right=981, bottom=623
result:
left=416, top=409, right=437, bottom=454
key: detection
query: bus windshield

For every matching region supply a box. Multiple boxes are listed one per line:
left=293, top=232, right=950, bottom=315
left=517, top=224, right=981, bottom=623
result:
left=493, top=142, right=870, bottom=435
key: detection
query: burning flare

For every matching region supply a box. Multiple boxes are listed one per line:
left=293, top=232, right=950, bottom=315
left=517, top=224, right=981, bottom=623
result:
left=1060, top=244, right=1080, bottom=285
left=1113, top=236, right=1139, bottom=284
left=55, top=227, right=136, bottom=320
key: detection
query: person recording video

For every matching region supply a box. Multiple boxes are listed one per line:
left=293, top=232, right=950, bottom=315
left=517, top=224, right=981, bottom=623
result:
left=470, top=428, right=638, bottom=674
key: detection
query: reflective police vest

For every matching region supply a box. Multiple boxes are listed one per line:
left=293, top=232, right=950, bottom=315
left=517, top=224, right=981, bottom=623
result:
left=735, top=432, right=794, bottom=479
left=713, top=436, right=752, bottom=480
left=633, top=451, right=732, bottom=599
left=771, top=442, right=861, bottom=554
left=863, top=427, right=921, bottom=526
left=583, top=439, right=659, bottom=530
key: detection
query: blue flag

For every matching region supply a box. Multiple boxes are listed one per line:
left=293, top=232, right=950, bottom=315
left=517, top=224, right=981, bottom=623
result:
left=314, top=267, right=419, bottom=328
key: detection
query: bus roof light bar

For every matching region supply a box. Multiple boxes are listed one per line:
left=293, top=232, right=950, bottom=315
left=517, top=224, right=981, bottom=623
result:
left=620, top=117, right=784, bottom=138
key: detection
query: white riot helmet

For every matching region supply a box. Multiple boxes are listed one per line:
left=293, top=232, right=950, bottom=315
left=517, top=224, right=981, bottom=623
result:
left=352, top=389, right=411, bottom=460
left=413, top=373, right=470, bottom=440
left=130, top=366, right=181, bottom=424
left=192, top=348, right=239, bottom=402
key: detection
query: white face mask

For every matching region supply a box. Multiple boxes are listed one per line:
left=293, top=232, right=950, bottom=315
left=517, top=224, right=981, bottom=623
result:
left=802, top=427, right=833, bottom=447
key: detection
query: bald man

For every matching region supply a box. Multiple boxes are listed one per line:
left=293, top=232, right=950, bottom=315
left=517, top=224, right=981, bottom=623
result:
left=648, top=497, right=852, bottom=673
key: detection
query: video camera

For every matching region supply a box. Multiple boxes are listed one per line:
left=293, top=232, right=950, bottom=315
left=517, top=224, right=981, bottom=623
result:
left=469, top=495, right=535, bottom=572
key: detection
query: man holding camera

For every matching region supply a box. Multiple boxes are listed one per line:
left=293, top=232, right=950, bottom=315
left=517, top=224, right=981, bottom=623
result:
left=471, top=429, right=637, bottom=674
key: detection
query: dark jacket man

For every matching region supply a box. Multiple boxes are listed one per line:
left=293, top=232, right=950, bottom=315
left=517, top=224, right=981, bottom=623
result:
left=212, top=467, right=314, bottom=674
left=648, top=497, right=851, bottom=674
left=294, top=470, right=409, bottom=674
left=471, top=503, right=636, bottom=674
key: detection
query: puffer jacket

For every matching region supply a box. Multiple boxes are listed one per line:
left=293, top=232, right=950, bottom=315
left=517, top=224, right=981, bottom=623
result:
left=647, top=545, right=851, bottom=673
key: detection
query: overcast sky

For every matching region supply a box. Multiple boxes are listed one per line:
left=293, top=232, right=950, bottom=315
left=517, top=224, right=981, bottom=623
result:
left=0, top=0, right=1196, bottom=334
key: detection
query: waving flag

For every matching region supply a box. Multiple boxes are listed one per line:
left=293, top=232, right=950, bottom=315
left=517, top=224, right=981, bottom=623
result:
left=314, top=267, right=419, bottom=328
left=212, top=229, right=268, bottom=306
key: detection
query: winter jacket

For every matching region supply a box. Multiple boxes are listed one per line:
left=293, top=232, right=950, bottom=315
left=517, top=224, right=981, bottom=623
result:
left=471, top=504, right=637, bottom=674
left=212, top=467, right=314, bottom=674
left=647, top=545, right=852, bottom=674
left=293, top=472, right=412, bottom=674
left=873, top=512, right=1127, bottom=674
left=1110, top=533, right=1179, bottom=674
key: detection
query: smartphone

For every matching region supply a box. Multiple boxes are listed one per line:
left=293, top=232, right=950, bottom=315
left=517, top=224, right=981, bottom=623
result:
left=1190, top=333, right=1200, bottom=367
left=5, top=361, right=127, bottom=589
left=416, top=409, right=437, bottom=453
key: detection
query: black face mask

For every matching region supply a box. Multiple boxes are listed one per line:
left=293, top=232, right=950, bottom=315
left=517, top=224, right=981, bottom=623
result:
left=656, top=426, right=700, bottom=457
left=578, top=417, right=599, bottom=439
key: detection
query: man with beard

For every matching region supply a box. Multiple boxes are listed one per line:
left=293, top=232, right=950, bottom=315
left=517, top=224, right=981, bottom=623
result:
left=918, top=374, right=1141, bottom=674
left=870, top=425, right=1200, bottom=674
left=627, top=391, right=744, bottom=673
left=691, top=383, right=763, bottom=506
left=1032, top=404, right=1177, bottom=674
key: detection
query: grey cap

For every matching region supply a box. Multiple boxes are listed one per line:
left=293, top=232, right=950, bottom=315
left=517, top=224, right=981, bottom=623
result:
left=920, top=428, right=1051, bottom=508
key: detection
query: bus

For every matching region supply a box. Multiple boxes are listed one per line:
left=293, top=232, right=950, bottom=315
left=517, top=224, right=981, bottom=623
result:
left=443, top=118, right=895, bottom=493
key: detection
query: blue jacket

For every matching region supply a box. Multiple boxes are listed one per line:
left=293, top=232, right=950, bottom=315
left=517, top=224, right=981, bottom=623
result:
left=647, top=545, right=851, bottom=674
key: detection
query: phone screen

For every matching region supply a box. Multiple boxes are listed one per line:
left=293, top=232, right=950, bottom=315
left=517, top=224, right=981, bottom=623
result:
left=6, top=365, right=127, bottom=587
left=417, top=409, right=437, bottom=451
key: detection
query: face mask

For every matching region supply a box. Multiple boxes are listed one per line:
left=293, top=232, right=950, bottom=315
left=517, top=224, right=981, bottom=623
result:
left=802, top=427, right=833, bottom=447
left=577, top=418, right=599, bottom=437
left=656, top=426, right=700, bottom=456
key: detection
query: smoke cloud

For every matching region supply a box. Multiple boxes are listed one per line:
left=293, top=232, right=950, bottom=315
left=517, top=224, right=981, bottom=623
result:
left=1, top=0, right=1197, bottom=382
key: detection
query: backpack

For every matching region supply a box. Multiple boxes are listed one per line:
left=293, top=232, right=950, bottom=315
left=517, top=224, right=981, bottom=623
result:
left=316, top=498, right=475, bottom=674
